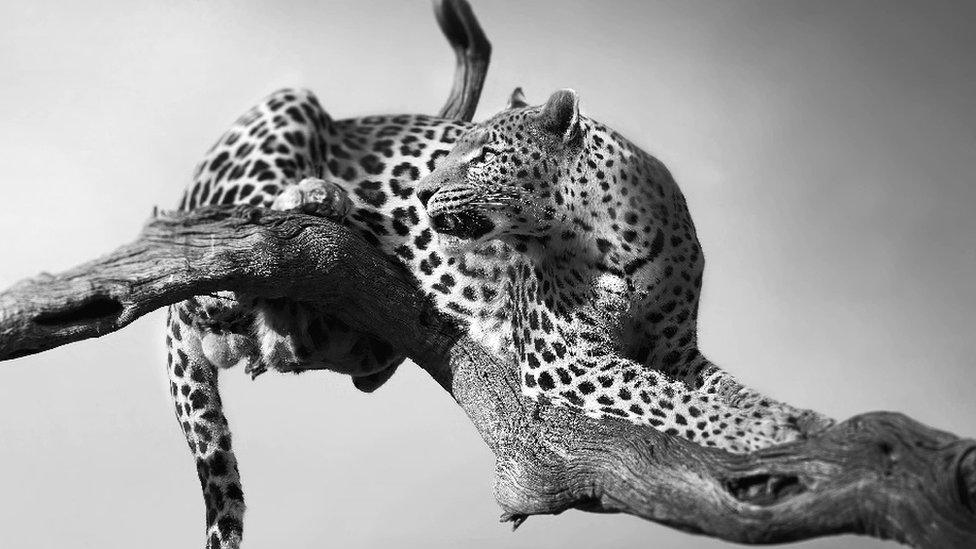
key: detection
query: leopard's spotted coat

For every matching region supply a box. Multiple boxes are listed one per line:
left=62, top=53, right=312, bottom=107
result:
left=166, top=88, right=813, bottom=548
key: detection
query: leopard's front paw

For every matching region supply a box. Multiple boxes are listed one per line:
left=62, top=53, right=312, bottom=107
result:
left=272, top=177, right=352, bottom=220
left=791, top=408, right=836, bottom=437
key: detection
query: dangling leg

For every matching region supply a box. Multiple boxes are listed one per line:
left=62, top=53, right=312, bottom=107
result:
left=167, top=303, right=246, bottom=549
left=164, top=87, right=337, bottom=549
left=163, top=89, right=407, bottom=547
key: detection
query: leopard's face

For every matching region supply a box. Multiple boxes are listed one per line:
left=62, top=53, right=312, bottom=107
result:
left=417, top=89, right=582, bottom=252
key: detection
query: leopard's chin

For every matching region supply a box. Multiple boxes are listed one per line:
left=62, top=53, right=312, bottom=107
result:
left=433, top=232, right=474, bottom=255
left=429, top=209, right=495, bottom=240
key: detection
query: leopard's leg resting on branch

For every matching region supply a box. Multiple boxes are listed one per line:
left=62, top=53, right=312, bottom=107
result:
left=662, top=351, right=835, bottom=435
left=535, top=326, right=812, bottom=453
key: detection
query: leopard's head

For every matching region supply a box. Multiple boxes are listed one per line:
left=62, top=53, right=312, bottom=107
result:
left=417, top=88, right=584, bottom=252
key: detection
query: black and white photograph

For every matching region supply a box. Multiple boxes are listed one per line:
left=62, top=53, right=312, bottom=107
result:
left=0, top=1, right=973, bottom=548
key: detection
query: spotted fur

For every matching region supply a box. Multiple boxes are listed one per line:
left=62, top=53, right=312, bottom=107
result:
left=414, top=89, right=817, bottom=446
left=167, top=87, right=816, bottom=548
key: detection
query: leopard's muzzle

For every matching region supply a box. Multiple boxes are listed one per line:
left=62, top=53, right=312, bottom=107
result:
left=430, top=209, right=495, bottom=239
left=419, top=183, right=495, bottom=240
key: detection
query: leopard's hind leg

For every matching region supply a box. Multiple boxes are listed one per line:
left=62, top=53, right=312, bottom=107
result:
left=164, top=178, right=403, bottom=549
left=166, top=90, right=405, bottom=547
left=167, top=300, right=247, bottom=549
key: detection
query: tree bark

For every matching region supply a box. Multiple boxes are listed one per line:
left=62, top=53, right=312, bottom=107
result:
left=0, top=205, right=973, bottom=548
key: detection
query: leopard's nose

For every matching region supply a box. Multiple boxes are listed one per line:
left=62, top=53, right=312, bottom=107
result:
left=418, top=162, right=466, bottom=208
left=417, top=187, right=435, bottom=208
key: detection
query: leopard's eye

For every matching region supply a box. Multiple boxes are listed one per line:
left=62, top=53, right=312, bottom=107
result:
left=482, top=150, right=496, bottom=163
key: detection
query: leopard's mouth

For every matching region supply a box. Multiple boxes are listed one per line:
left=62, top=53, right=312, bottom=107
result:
left=430, top=209, right=495, bottom=240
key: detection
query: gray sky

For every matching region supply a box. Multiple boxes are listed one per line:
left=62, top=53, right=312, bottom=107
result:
left=0, top=1, right=973, bottom=548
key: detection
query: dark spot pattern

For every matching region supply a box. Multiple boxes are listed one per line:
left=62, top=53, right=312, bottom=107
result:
left=166, top=87, right=810, bottom=547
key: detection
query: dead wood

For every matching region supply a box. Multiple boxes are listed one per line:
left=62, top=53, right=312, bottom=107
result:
left=1, top=206, right=974, bottom=548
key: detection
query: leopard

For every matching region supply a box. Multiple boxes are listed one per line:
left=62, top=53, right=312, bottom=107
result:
left=166, top=87, right=824, bottom=548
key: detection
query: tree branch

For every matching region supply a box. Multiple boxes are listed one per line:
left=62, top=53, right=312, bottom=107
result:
left=0, top=206, right=973, bottom=548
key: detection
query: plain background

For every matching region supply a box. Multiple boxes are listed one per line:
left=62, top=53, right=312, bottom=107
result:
left=1, top=1, right=974, bottom=547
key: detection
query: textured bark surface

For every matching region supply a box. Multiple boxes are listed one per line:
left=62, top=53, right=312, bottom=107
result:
left=0, top=206, right=974, bottom=548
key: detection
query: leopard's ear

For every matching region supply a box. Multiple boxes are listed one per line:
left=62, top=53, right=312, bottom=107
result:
left=537, top=89, right=580, bottom=144
left=507, top=87, right=528, bottom=109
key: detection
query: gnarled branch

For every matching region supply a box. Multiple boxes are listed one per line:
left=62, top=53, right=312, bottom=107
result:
left=0, top=206, right=974, bottom=548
